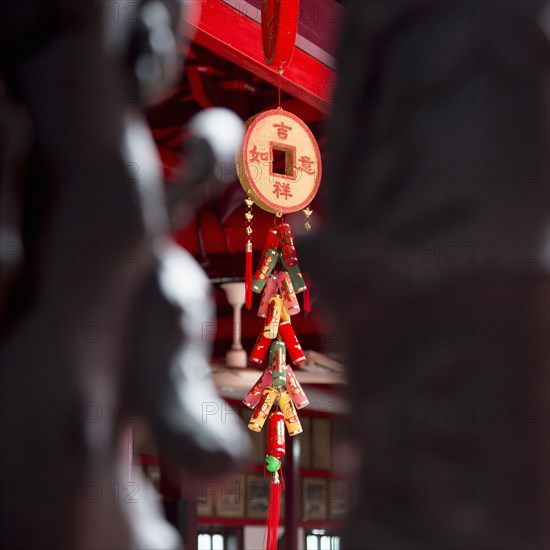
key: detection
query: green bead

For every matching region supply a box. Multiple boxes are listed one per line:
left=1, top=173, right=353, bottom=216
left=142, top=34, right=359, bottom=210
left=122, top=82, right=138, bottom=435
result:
left=265, top=455, right=281, bottom=472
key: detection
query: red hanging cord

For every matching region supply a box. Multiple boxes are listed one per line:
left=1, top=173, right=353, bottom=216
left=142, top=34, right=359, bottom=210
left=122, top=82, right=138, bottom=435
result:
left=266, top=471, right=282, bottom=550
left=278, top=66, right=283, bottom=109
left=245, top=240, right=253, bottom=310
left=303, top=274, right=311, bottom=314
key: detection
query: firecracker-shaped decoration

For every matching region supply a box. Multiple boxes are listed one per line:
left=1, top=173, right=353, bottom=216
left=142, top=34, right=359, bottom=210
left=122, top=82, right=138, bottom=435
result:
left=243, top=369, right=273, bottom=409
left=277, top=271, right=300, bottom=315
left=267, top=412, right=286, bottom=459
left=258, top=275, right=278, bottom=317
left=264, top=295, right=283, bottom=339
left=248, top=386, right=278, bottom=433
left=241, top=232, right=314, bottom=550
left=242, top=258, right=311, bottom=549
left=285, top=365, right=309, bottom=409
left=242, top=256, right=311, bottom=548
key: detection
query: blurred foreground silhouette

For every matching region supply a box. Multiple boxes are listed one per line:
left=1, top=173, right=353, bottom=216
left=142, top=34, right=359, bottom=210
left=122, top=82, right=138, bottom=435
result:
left=0, top=1, right=249, bottom=548
left=306, top=1, right=550, bottom=548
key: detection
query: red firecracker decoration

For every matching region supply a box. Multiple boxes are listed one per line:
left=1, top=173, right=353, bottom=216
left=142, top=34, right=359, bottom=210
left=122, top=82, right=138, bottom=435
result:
left=244, top=219, right=311, bottom=550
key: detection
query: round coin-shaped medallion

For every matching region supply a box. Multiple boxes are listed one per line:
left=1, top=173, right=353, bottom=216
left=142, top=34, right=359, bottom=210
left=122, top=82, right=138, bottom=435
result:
left=236, top=109, right=321, bottom=214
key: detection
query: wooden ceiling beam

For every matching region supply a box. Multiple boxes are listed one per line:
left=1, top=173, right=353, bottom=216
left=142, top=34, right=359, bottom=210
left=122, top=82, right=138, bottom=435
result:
left=183, top=0, right=335, bottom=113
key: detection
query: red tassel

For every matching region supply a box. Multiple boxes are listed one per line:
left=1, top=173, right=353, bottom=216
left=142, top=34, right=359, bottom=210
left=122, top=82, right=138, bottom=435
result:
left=303, top=274, right=311, bottom=315
left=266, top=472, right=282, bottom=550
left=245, top=240, right=253, bottom=310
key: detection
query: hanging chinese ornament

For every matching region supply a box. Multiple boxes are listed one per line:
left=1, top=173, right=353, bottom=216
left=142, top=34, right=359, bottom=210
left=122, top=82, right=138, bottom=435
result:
left=236, top=2, right=321, bottom=547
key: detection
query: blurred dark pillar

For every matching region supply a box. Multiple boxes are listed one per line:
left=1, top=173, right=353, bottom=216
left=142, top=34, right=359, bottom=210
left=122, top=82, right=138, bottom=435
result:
left=284, top=434, right=301, bottom=549
left=185, top=497, right=199, bottom=550
left=160, top=458, right=198, bottom=549
left=304, top=1, right=550, bottom=549
left=121, top=425, right=134, bottom=481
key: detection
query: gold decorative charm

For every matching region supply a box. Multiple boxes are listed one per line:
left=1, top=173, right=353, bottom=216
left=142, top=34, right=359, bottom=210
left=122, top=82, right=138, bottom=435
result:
left=245, top=194, right=254, bottom=235
left=244, top=193, right=255, bottom=309
left=303, top=205, right=313, bottom=231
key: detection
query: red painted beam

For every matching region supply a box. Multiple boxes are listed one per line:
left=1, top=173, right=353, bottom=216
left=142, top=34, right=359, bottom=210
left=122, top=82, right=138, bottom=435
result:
left=184, top=0, right=335, bottom=113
